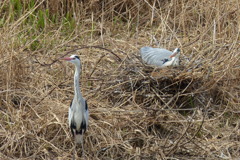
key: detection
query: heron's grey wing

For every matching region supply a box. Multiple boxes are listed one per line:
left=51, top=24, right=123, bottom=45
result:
left=72, top=98, right=88, bottom=135
left=84, top=99, right=89, bottom=128
left=140, top=47, right=172, bottom=66
left=153, top=48, right=172, bottom=57
left=68, top=100, right=73, bottom=126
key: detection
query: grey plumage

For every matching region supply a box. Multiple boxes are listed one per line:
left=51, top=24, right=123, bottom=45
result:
left=140, top=47, right=181, bottom=67
left=63, top=55, right=89, bottom=157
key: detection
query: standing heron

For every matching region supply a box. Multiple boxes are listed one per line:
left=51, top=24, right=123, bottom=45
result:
left=140, top=47, right=181, bottom=67
left=62, top=55, right=89, bottom=158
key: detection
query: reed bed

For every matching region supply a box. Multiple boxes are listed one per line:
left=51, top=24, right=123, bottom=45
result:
left=0, top=0, right=239, bottom=159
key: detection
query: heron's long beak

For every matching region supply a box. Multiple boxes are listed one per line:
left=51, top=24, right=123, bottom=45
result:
left=61, top=57, right=73, bottom=61
left=170, top=52, right=177, bottom=58
left=170, top=48, right=180, bottom=58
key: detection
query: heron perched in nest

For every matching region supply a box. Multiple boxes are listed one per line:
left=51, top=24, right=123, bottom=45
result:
left=140, top=47, right=181, bottom=67
left=62, top=55, right=89, bottom=159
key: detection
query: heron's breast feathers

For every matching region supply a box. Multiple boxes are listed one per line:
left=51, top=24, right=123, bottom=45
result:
left=69, top=98, right=89, bottom=135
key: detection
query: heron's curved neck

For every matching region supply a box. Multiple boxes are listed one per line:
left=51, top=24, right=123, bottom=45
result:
left=171, top=57, right=176, bottom=62
left=74, top=65, right=82, bottom=100
left=171, top=56, right=179, bottom=66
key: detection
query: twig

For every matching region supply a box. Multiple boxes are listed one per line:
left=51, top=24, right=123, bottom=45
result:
left=179, top=100, right=210, bottom=147
left=35, top=45, right=122, bottom=67
left=166, top=110, right=197, bottom=156
left=35, top=81, right=66, bottom=106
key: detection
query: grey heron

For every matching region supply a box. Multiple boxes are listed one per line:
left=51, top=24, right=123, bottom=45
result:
left=62, top=55, right=89, bottom=158
left=140, top=47, right=181, bottom=67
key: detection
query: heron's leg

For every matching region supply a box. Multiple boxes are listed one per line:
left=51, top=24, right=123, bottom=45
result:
left=72, top=133, right=76, bottom=160
left=72, top=141, right=77, bottom=160
left=81, top=134, right=84, bottom=158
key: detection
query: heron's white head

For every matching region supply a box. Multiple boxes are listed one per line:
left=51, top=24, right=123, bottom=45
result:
left=62, top=55, right=81, bottom=67
left=170, top=48, right=180, bottom=58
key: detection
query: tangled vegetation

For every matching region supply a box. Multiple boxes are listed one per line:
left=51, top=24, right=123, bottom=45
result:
left=0, top=0, right=239, bottom=159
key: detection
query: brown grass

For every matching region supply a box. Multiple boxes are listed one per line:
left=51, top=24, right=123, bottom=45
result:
left=0, top=0, right=240, bottom=159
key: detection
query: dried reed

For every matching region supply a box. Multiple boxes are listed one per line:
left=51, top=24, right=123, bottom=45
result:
left=0, top=0, right=239, bottom=159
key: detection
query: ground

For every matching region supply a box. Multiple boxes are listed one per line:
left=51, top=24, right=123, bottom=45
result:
left=0, top=0, right=239, bottom=159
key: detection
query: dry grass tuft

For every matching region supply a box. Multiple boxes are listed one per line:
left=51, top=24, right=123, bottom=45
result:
left=0, top=0, right=240, bottom=159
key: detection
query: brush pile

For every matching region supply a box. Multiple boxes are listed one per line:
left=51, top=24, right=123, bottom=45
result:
left=0, top=0, right=239, bottom=159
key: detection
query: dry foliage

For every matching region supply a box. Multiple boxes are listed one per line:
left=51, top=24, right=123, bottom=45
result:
left=0, top=0, right=240, bottom=159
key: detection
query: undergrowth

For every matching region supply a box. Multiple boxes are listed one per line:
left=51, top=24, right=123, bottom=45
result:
left=0, top=0, right=239, bottom=159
